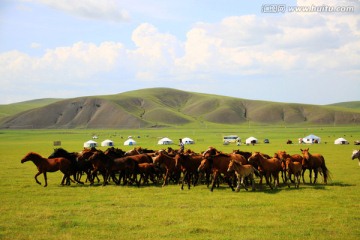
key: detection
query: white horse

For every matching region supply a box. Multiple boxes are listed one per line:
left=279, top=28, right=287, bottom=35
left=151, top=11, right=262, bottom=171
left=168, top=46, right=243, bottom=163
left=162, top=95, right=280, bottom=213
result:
left=351, top=150, right=360, bottom=166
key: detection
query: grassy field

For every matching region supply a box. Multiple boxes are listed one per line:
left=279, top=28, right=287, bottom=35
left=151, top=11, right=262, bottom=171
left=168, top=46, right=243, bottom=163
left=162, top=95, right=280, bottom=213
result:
left=0, top=125, right=359, bottom=240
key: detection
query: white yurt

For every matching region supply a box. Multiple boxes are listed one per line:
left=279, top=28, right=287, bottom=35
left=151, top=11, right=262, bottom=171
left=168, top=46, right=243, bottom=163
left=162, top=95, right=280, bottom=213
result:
left=302, top=134, right=321, bottom=144
left=334, top=137, right=349, bottom=145
left=124, top=138, right=136, bottom=146
left=182, top=137, right=195, bottom=144
left=84, top=140, right=97, bottom=148
left=101, top=139, right=114, bottom=147
left=158, top=137, right=173, bottom=145
left=245, top=137, right=258, bottom=144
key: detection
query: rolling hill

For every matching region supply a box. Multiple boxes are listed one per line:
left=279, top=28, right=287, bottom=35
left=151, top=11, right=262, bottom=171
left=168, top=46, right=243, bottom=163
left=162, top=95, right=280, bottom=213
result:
left=0, top=88, right=359, bottom=129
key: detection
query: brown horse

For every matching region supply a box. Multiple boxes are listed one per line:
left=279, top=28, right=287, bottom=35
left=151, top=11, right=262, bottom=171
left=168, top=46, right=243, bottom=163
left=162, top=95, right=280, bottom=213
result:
left=248, top=152, right=282, bottom=189
left=227, top=160, right=255, bottom=192
left=300, top=148, right=330, bottom=184
left=285, top=158, right=302, bottom=188
left=48, top=148, right=84, bottom=185
left=153, top=150, right=180, bottom=187
left=198, top=147, right=235, bottom=192
left=76, top=148, right=101, bottom=183
left=174, top=153, right=203, bottom=190
left=138, top=163, right=158, bottom=185
left=21, top=152, right=77, bottom=187
left=275, top=150, right=304, bottom=183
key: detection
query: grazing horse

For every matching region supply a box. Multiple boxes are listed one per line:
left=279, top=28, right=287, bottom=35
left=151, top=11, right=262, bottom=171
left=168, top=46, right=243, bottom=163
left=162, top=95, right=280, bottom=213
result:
left=227, top=160, right=255, bottom=192
left=198, top=147, right=235, bottom=192
left=351, top=150, right=360, bottom=166
left=153, top=150, right=180, bottom=187
left=285, top=158, right=302, bottom=188
left=174, top=153, right=203, bottom=190
left=300, top=148, right=330, bottom=184
left=21, top=152, right=76, bottom=187
left=248, top=152, right=282, bottom=189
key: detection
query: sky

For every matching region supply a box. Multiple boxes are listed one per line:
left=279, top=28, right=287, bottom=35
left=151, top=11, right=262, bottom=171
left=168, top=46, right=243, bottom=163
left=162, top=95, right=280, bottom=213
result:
left=0, top=0, right=359, bottom=105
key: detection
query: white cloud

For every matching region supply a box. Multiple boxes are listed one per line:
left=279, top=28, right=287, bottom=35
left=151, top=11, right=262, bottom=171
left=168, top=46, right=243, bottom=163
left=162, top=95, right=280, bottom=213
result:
left=1, top=4, right=359, bottom=103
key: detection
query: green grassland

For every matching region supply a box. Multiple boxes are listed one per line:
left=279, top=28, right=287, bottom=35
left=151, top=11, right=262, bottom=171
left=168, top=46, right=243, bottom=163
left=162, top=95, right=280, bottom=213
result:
left=1, top=125, right=360, bottom=240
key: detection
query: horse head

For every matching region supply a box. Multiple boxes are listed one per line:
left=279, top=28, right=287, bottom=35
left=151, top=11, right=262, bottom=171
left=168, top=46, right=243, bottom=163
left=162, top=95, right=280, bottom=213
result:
left=48, top=148, right=68, bottom=159
left=203, top=147, right=217, bottom=158
left=227, top=160, right=235, bottom=173
left=21, top=152, right=41, bottom=163
left=351, top=150, right=359, bottom=160
left=300, top=148, right=310, bottom=160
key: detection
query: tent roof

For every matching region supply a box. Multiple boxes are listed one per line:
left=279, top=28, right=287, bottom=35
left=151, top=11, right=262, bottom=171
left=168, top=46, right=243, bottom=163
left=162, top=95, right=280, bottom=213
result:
left=303, top=134, right=320, bottom=139
left=124, top=138, right=136, bottom=145
left=159, top=137, right=172, bottom=142
left=101, top=139, right=114, bottom=146
left=335, top=137, right=347, bottom=141
left=182, top=137, right=193, bottom=141
left=85, top=140, right=97, bottom=144
left=246, top=136, right=258, bottom=140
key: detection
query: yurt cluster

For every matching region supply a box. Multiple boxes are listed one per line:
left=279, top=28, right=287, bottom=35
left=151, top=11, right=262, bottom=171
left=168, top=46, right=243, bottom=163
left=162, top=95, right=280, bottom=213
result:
left=84, top=136, right=195, bottom=148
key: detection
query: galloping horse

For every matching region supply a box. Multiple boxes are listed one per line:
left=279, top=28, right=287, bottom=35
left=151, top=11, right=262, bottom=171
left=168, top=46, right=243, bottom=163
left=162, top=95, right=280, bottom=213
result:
left=198, top=147, right=235, bottom=192
left=248, top=152, right=282, bottom=189
left=48, top=148, right=83, bottom=185
left=351, top=150, right=360, bottom=166
left=227, top=160, right=255, bottom=192
left=300, top=148, right=330, bottom=184
left=21, top=152, right=77, bottom=187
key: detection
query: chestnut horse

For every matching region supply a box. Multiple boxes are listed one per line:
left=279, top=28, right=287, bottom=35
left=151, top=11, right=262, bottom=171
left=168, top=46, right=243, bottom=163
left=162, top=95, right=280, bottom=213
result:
left=21, top=152, right=78, bottom=187
left=174, top=153, right=203, bottom=190
left=248, top=152, right=282, bottom=189
left=285, top=158, right=302, bottom=188
left=153, top=150, right=180, bottom=187
left=48, top=148, right=84, bottom=185
left=227, top=160, right=255, bottom=192
left=300, top=148, right=330, bottom=184
left=198, top=147, right=235, bottom=192
left=351, top=150, right=360, bottom=166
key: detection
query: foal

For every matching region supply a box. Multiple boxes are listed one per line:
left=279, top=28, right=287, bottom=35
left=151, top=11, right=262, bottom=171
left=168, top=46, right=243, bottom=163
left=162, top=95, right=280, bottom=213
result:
left=285, top=158, right=302, bottom=188
left=227, top=160, right=255, bottom=192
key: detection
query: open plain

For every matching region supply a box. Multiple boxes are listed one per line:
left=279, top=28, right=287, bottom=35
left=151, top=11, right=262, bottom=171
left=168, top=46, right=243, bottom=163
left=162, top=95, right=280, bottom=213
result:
left=1, top=125, right=359, bottom=240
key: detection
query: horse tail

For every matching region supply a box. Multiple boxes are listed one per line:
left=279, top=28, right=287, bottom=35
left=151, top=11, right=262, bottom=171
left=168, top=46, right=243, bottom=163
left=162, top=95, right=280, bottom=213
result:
left=321, top=157, right=331, bottom=184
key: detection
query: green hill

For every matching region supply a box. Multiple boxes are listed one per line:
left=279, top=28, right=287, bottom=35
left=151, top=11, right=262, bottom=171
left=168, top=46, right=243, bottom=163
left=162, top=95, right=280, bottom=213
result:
left=1, top=88, right=359, bottom=129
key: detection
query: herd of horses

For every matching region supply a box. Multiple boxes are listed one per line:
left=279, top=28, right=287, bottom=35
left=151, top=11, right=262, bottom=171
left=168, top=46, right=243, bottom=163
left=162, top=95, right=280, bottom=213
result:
left=20, top=145, right=348, bottom=191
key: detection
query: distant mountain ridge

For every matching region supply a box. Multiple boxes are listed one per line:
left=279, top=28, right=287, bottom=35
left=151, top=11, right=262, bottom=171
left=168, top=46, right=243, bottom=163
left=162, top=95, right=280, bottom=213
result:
left=1, top=88, right=359, bottom=129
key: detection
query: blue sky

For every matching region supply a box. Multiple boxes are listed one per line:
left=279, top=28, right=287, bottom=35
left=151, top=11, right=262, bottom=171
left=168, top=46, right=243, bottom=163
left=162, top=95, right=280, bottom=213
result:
left=0, top=0, right=359, bottom=104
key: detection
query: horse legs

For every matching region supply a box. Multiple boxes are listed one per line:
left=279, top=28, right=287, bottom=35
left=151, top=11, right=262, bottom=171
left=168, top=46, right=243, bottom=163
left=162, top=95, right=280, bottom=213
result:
left=241, top=176, right=249, bottom=191
left=43, top=172, right=48, bottom=187
left=210, top=171, right=219, bottom=192
left=34, top=172, right=42, bottom=185
left=162, top=170, right=169, bottom=187
left=309, top=169, right=313, bottom=184
left=313, top=169, right=318, bottom=184
left=296, top=174, right=300, bottom=188
left=265, top=173, right=273, bottom=190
